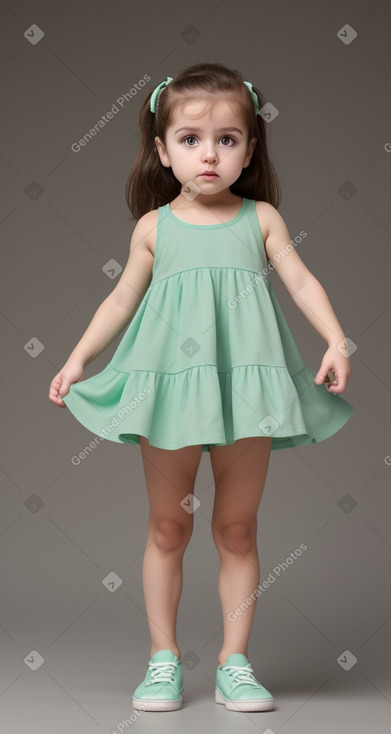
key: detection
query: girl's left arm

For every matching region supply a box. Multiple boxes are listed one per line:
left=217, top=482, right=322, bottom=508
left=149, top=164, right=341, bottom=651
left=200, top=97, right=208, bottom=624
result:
left=261, top=203, right=352, bottom=395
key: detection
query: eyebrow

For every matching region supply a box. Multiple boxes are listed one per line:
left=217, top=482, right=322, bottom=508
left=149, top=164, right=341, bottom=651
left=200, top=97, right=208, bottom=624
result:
left=174, top=127, right=244, bottom=135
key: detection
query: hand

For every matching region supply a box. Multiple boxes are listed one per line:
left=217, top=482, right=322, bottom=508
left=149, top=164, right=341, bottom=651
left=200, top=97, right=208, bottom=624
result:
left=49, top=361, right=85, bottom=407
left=314, top=346, right=352, bottom=394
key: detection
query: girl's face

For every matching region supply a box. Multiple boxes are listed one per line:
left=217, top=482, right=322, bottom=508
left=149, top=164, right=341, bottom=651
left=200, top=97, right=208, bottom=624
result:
left=155, top=97, right=257, bottom=197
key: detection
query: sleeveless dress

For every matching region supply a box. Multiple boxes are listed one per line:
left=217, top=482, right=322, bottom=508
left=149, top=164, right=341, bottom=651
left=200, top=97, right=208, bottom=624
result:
left=62, top=197, right=354, bottom=451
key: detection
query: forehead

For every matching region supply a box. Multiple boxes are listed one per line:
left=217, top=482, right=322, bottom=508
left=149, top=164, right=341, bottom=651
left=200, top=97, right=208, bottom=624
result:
left=168, top=95, right=245, bottom=129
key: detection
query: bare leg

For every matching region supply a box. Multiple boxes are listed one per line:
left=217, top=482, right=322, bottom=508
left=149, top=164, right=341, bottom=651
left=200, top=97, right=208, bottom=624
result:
left=139, top=437, right=203, bottom=659
left=209, top=437, right=273, bottom=666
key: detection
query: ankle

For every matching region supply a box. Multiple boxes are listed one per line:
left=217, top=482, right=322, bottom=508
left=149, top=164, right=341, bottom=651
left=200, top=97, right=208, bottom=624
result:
left=218, top=650, right=248, bottom=666
left=150, top=647, right=181, bottom=660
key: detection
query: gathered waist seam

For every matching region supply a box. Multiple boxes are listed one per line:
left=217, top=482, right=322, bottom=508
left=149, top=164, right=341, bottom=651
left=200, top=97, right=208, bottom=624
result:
left=149, top=265, right=271, bottom=287
left=108, top=361, right=295, bottom=376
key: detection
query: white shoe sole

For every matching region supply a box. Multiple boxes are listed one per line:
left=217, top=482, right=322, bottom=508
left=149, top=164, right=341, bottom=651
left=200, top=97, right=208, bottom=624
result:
left=132, top=694, right=183, bottom=711
left=215, top=687, right=274, bottom=712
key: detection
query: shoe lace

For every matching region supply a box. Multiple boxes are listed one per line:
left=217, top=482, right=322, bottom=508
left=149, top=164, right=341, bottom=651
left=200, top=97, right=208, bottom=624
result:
left=221, top=663, right=261, bottom=691
left=146, top=661, right=178, bottom=686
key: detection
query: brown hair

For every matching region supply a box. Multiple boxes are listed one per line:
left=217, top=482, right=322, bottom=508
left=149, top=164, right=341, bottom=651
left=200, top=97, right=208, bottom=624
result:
left=125, top=62, right=281, bottom=220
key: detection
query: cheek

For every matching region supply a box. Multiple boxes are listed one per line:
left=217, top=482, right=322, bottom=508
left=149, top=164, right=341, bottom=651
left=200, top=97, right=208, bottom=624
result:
left=226, top=150, right=245, bottom=166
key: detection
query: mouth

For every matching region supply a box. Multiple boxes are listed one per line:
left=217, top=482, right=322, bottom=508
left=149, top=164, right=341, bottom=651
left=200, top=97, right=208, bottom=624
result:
left=199, top=172, right=219, bottom=178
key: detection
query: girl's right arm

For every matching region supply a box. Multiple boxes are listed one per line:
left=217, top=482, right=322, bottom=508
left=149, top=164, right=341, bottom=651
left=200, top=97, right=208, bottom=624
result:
left=49, top=213, right=156, bottom=407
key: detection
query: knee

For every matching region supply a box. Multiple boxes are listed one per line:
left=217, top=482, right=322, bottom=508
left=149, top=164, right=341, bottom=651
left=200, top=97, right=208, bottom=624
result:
left=152, top=519, right=192, bottom=553
left=212, top=521, right=256, bottom=556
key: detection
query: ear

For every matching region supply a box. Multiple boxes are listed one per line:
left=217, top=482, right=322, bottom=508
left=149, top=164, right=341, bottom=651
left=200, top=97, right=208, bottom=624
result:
left=154, top=136, right=171, bottom=168
left=243, top=136, right=257, bottom=168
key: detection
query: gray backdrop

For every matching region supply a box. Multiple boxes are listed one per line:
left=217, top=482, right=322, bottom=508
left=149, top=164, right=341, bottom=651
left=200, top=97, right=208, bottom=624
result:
left=1, top=0, right=390, bottom=732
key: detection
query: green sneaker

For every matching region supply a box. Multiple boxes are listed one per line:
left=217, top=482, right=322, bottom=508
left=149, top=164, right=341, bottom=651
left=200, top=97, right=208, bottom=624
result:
left=215, top=653, right=274, bottom=712
left=132, top=650, right=183, bottom=711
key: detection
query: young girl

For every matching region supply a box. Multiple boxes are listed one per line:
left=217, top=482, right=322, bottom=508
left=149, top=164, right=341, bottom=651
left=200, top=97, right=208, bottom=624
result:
left=49, top=62, right=354, bottom=713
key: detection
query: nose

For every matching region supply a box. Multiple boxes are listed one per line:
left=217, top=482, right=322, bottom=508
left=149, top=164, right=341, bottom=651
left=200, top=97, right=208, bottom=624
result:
left=201, top=141, right=218, bottom=162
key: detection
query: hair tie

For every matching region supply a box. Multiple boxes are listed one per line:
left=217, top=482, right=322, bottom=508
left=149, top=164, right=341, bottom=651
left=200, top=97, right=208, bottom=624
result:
left=243, top=81, right=261, bottom=116
left=149, top=76, right=260, bottom=117
left=149, top=77, right=173, bottom=113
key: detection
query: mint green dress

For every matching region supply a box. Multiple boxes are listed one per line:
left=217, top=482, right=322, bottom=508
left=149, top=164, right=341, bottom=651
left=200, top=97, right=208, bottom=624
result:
left=62, top=197, right=354, bottom=451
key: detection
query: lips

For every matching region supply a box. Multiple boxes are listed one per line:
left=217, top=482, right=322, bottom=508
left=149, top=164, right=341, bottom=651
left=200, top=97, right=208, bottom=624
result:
left=200, top=172, right=218, bottom=177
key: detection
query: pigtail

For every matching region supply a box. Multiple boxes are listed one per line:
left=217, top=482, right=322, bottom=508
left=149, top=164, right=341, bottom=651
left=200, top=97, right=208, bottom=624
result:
left=230, top=82, right=281, bottom=209
left=125, top=91, right=180, bottom=220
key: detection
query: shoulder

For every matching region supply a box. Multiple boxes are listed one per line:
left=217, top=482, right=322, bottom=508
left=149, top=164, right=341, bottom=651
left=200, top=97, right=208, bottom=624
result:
left=253, top=201, right=289, bottom=259
left=132, top=209, right=159, bottom=255
left=253, top=200, right=281, bottom=238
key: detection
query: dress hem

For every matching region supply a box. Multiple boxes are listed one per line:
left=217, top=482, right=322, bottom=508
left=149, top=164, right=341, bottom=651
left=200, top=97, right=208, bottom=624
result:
left=113, top=411, right=353, bottom=451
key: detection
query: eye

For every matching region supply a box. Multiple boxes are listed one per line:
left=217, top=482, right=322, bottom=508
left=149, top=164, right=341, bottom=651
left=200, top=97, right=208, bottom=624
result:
left=220, top=135, right=235, bottom=146
left=183, top=136, right=198, bottom=146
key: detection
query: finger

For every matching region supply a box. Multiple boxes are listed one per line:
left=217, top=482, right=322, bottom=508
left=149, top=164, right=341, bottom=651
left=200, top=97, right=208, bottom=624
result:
left=330, top=375, right=347, bottom=392
left=327, top=372, right=349, bottom=392
left=48, top=391, right=66, bottom=406
left=314, top=367, right=330, bottom=384
left=327, top=383, right=341, bottom=393
left=325, top=368, right=337, bottom=384
left=49, top=385, right=60, bottom=401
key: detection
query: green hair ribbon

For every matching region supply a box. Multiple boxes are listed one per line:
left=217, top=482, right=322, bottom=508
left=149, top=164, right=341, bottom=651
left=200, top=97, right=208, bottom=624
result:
left=149, top=76, right=260, bottom=116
